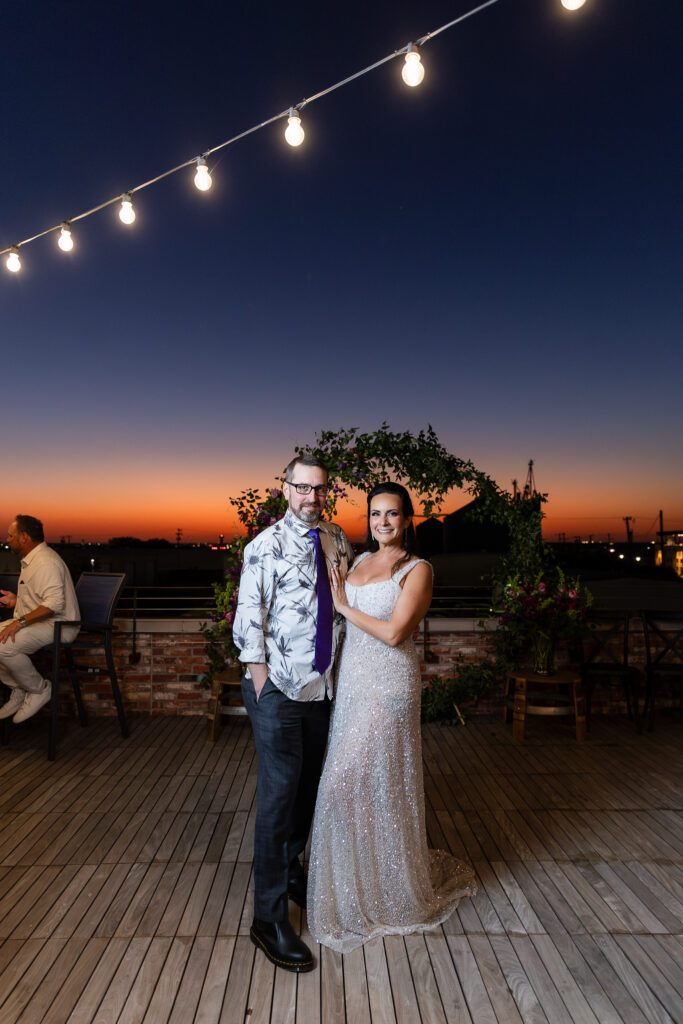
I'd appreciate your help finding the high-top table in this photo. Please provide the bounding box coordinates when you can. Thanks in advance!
[504,667,586,742]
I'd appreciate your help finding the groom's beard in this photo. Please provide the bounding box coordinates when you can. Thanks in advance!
[290,504,322,525]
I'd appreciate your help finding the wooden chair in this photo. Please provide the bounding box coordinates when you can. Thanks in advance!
[48,572,129,760]
[579,609,641,730]
[0,573,20,745]
[640,609,683,731]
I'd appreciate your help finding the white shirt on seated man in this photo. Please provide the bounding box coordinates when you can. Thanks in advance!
[0,516,79,724]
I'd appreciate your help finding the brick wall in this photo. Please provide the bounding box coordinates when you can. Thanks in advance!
[56,618,680,719]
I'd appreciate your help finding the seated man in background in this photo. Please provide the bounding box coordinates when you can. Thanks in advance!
[0,515,79,723]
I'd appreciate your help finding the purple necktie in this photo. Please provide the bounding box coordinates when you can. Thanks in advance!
[308,528,333,674]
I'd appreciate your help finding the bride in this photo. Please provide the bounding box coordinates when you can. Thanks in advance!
[307,482,476,953]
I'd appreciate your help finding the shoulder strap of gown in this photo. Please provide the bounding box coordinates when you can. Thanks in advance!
[392,558,433,584]
[347,550,372,577]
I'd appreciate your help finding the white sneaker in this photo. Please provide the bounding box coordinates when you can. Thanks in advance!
[0,688,26,719]
[13,681,52,723]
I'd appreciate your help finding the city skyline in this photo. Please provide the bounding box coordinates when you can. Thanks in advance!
[3,0,681,545]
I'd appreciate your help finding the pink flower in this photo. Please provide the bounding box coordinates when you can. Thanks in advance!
[538,582,546,592]
[269,517,277,525]
[224,611,235,623]
[568,589,577,599]
[270,488,282,498]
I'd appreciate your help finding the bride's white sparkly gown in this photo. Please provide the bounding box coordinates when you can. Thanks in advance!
[307,555,477,953]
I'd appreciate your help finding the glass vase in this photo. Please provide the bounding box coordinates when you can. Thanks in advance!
[532,633,555,675]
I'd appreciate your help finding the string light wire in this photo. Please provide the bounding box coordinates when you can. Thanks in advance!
[1,0,510,262]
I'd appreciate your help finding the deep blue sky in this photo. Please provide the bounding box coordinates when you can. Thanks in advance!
[2,0,682,541]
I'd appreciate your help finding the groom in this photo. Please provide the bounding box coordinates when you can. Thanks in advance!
[234,454,353,972]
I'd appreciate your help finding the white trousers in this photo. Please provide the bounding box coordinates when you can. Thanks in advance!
[0,621,78,694]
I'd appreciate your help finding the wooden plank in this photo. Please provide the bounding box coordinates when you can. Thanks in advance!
[270,955,298,1024]
[14,936,89,1024]
[444,935,498,1024]
[509,935,574,1024]
[92,935,153,1023]
[295,916,321,1024]
[423,931,473,1024]
[167,936,215,1024]
[217,935,254,1024]
[592,933,676,1024]
[155,863,201,938]
[8,865,81,941]
[193,935,237,1024]
[136,862,185,937]
[613,935,683,1022]
[0,935,66,1024]
[176,862,219,937]
[467,934,526,1024]
[529,934,602,1024]
[114,862,167,938]
[34,935,110,1024]
[320,943,346,1024]
[487,934,550,1024]
[342,944,371,1024]
[196,861,235,937]
[363,936,396,1024]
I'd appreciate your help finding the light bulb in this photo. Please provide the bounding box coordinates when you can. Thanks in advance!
[58,223,74,252]
[194,156,212,191]
[6,247,21,273]
[285,108,304,147]
[119,194,136,224]
[561,0,586,8]
[402,45,424,87]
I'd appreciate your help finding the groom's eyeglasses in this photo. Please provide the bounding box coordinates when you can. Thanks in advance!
[288,483,330,496]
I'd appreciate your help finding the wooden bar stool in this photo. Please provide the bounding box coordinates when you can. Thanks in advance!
[504,667,586,741]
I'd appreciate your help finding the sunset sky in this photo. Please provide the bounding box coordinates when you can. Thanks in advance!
[2,0,681,545]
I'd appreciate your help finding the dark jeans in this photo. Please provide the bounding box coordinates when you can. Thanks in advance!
[242,675,330,921]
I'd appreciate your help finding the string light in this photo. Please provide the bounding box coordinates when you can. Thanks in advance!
[284,108,304,147]
[402,44,425,87]
[2,0,589,275]
[58,223,74,252]
[6,247,21,273]
[119,194,136,224]
[194,156,212,191]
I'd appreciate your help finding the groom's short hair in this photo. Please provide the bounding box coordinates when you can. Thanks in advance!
[284,454,329,481]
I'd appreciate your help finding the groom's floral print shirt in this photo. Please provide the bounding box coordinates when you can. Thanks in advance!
[234,509,354,700]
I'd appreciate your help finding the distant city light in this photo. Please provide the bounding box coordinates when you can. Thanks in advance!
[402,45,425,87]
[619,554,625,559]
[635,556,641,562]
[561,0,586,10]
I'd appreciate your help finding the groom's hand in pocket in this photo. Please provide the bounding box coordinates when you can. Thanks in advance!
[248,663,269,700]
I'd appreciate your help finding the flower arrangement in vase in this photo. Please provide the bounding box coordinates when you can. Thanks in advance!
[496,569,592,674]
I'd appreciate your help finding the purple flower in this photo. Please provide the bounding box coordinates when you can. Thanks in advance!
[270,488,282,498]
[223,611,234,623]
[338,462,345,470]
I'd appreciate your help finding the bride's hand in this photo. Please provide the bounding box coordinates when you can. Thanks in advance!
[330,564,349,614]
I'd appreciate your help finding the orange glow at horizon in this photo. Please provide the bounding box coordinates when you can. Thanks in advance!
[3,453,682,546]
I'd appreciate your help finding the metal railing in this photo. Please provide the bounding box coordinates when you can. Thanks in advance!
[115,584,493,623]
[116,586,216,621]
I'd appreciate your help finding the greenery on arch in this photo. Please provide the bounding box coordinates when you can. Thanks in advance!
[201,423,557,688]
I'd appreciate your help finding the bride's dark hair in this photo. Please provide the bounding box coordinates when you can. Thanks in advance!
[364,482,417,575]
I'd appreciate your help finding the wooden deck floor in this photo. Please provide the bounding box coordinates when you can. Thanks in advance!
[0,711,681,1024]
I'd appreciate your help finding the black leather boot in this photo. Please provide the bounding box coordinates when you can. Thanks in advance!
[250,918,315,972]
[287,874,307,909]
